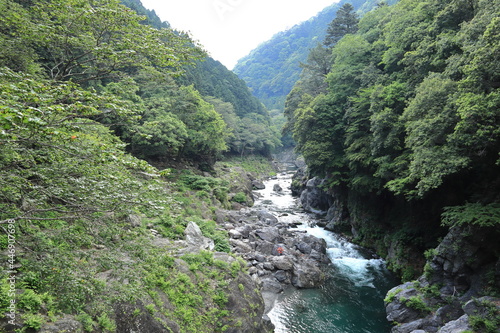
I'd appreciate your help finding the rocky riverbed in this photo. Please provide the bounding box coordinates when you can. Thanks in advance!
[222,207,330,308]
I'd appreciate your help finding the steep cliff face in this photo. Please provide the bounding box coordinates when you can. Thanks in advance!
[384,225,500,332]
[293,172,438,280]
[293,172,500,331]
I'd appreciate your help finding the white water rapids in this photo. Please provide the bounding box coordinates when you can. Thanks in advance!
[253,166,398,333]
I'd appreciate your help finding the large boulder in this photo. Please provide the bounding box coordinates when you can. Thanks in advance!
[252,180,266,190]
[385,283,424,324]
[299,177,332,213]
[184,221,215,251]
[255,227,281,243]
[257,210,279,225]
[39,317,83,333]
[385,225,500,333]
[291,259,325,288]
[437,315,471,333]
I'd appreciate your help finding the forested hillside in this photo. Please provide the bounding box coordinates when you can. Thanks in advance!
[0,0,276,331]
[286,0,500,310]
[233,0,399,111]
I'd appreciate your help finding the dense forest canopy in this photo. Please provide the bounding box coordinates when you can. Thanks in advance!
[285,0,500,227]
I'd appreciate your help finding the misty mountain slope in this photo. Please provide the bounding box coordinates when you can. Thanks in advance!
[233,0,400,110]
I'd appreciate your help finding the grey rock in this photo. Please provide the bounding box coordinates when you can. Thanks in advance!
[385,283,421,323]
[271,256,294,271]
[291,259,324,288]
[437,315,472,333]
[256,241,276,256]
[252,180,266,190]
[299,177,331,213]
[261,278,284,293]
[435,300,464,325]
[463,296,500,317]
[274,270,290,283]
[235,225,252,238]
[273,184,283,192]
[126,214,142,228]
[255,254,267,262]
[229,229,242,239]
[390,319,424,333]
[296,242,312,254]
[39,317,83,333]
[255,227,280,242]
[263,262,275,270]
[114,302,178,333]
[184,221,215,251]
[257,210,279,225]
[230,239,253,253]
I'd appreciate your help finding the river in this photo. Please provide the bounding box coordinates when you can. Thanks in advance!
[253,166,399,333]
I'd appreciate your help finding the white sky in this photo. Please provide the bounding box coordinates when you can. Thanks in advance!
[140,0,339,70]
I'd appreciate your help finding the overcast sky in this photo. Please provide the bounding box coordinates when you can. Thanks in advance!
[140,0,339,70]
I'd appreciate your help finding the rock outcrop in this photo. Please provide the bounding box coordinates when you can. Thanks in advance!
[299,177,332,213]
[385,225,500,332]
[223,208,329,294]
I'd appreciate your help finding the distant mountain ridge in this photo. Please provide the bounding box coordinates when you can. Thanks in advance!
[233,0,400,110]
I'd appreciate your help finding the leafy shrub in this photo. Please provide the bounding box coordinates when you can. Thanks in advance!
[403,296,431,314]
[196,219,230,253]
[97,312,116,332]
[21,313,45,330]
[18,289,43,312]
[232,192,247,204]
[384,288,402,303]
[442,203,500,227]
[76,312,95,332]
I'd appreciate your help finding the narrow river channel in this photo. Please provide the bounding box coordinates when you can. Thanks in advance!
[253,166,399,333]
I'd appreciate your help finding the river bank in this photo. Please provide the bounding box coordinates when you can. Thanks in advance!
[221,162,400,332]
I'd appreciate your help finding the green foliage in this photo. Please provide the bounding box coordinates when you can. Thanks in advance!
[285,0,500,202]
[25,0,203,83]
[0,68,168,221]
[324,3,359,47]
[21,313,45,331]
[441,203,500,228]
[384,288,403,303]
[196,219,230,253]
[402,295,432,314]
[232,192,248,204]
[234,0,399,111]
[97,312,116,332]
[424,248,438,260]
[76,312,96,332]
[179,57,268,118]
[0,0,273,331]
[18,289,44,312]
[469,312,500,333]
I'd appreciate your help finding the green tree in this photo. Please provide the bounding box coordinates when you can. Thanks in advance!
[0,68,162,220]
[298,43,332,95]
[0,0,40,73]
[28,0,203,83]
[173,86,229,162]
[324,3,360,48]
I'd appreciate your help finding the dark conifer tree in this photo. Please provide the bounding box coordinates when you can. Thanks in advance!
[324,3,359,48]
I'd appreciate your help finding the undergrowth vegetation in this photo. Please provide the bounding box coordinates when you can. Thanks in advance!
[0,154,274,331]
